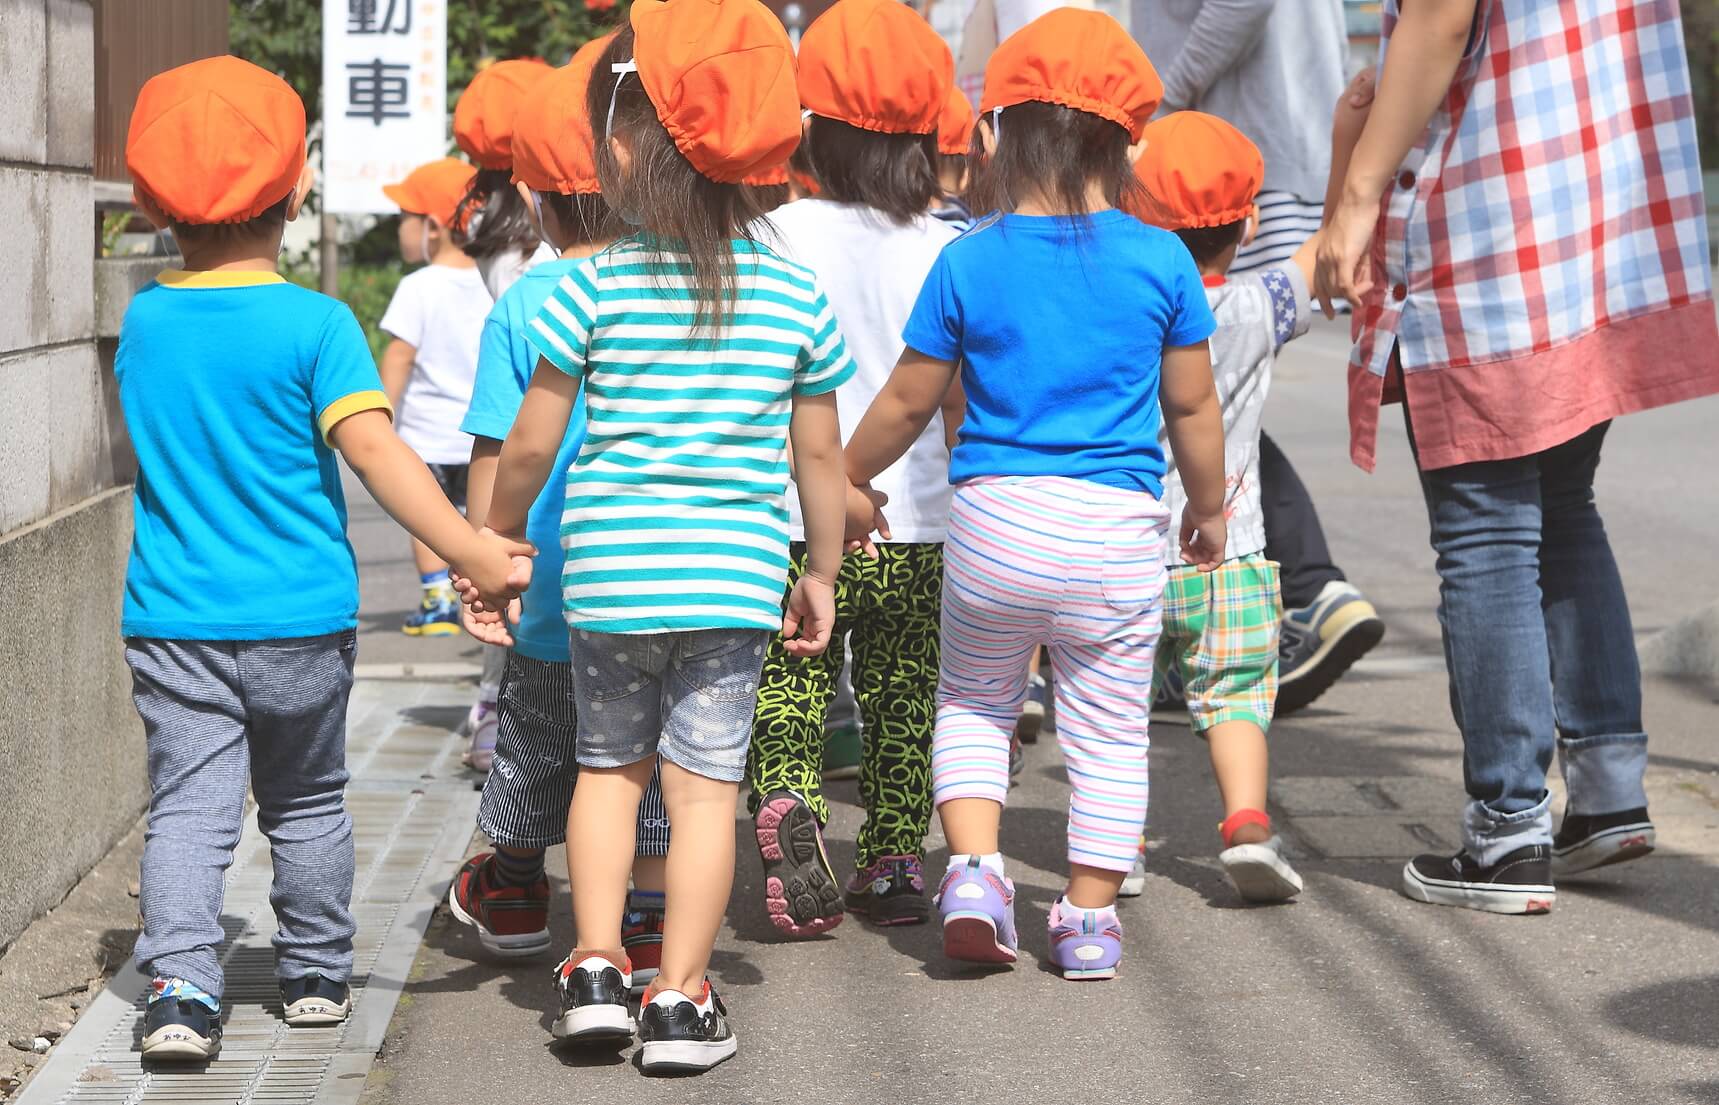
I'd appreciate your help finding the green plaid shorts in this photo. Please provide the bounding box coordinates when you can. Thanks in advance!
[1154,554,1281,734]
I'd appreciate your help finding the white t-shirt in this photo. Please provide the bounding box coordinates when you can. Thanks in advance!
[478,241,559,302]
[1160,262,1311,561]
[379,263,490,465]
[761,199,961,543]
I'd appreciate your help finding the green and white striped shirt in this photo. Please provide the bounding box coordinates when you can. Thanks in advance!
[526,236,854,634]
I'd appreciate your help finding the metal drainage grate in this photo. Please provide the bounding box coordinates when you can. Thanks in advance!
[17,681,480,1105]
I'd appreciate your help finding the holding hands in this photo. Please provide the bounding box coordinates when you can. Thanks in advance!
[448,527,535,640]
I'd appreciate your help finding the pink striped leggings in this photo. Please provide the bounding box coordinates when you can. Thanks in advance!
[934,477,1168,873]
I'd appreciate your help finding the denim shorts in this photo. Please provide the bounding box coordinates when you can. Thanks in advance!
[570,628,770,783]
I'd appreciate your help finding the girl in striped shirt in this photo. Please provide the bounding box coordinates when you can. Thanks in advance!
[475,0,852,1075]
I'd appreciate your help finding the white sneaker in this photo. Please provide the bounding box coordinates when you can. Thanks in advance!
[1220,836,1304,903]
[1117,845,1147,898]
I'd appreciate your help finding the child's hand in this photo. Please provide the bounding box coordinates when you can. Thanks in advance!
[1343,66,1377,111]
[1180,510,1228,573]
[843,483,891,560]
[461,598,519,647]
[782,573,836,658]
[450,528,535,612]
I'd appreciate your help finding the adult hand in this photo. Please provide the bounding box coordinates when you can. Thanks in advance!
[1313,196,1380,319]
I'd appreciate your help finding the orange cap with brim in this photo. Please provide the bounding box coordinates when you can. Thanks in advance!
[383,158,479,229]
[980,9,1161,141]
[798,0,952,136]
[126,55,307,225]
[454,58,555,170]
[743,162,791,186]
[629,0,801,184]
[937,85,975,156]
[1128,111,1263,230]
[512,36,614,195]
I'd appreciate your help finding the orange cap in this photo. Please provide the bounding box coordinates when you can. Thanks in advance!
[797,0,952,136]
[126,55,307,225]
[512,37,614,195]
[980,9,1162,141]
[744,162,790,186]
[628,0,800,184]
[454,58,555,170]
[936,85,975,156]
[383,158,479,229]
[1129,111,1263,230]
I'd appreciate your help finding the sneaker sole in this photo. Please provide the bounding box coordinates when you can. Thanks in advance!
[756,796,844,938]
[1116,875,1146,899]
[1278,610,1385,716]
[401,622,463,637]
[553,1006,634,1043]
[942,912,1018,964]
[445,880,551,960]
[1220,844,1304,903]
[283,997,351,1027]
[1399,862,1555,915]
[639,1036,738,1073]
[845,891,931,927]
[627,965,659,996]
[1552,825,1655,877]
[140,1027,219,1061]
[1015,704,1044,745]
[1058,963,1118,981]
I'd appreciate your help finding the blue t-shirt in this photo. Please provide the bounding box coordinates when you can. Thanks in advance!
[901,210,1216,498]
[117,270,391,639]
[461,258,587,662]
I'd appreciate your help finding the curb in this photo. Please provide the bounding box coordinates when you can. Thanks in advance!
[355,661,482,682]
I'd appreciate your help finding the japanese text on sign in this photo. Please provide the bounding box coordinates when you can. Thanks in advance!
[322,0,446,214]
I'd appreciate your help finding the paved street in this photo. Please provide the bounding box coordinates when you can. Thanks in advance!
[348,317,1719,1105]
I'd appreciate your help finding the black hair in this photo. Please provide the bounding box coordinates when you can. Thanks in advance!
[589,28,769,335]
[538,190,626,248]
[169,194,292,251]
[968,101,1142,219]
[801,116,939,223]
[1174,219,1249,268]
[788,141,819,196]
[455,167,540,261]
[745,182,792,213]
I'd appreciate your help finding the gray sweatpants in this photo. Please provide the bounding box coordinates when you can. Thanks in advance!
[127,632,358,1000]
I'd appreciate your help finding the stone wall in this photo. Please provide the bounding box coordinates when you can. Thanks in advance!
[0,0,146,950]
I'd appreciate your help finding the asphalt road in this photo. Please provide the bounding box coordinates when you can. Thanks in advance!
[350,316,1719,1105]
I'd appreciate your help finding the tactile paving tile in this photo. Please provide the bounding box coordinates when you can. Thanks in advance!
[18,682,480,1105]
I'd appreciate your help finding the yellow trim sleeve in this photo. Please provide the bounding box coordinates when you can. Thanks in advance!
[318,391,394,445]
[156,269,288,289]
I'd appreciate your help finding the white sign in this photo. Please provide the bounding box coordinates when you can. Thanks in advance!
[322,0,448,214]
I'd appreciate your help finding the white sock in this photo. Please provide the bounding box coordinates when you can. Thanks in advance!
[949,852,1005,877]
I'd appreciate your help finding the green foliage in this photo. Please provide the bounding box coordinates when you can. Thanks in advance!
[285,261,406,361]
[1686,1,1718,170]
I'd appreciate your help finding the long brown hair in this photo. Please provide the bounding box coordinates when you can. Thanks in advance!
[968,101,1143,220]
[588,29,771,335]
[801,116,940,224]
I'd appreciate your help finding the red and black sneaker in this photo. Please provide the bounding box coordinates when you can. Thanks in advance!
[446,852,551,959]
[621,893,665,994]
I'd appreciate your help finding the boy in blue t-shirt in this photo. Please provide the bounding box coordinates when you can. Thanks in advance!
[118,57,528,1062]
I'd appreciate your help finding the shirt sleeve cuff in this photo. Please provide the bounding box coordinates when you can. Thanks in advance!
[318,390,392,444]
[460,411,514,441]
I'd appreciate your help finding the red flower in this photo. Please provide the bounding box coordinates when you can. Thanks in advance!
[585,0,616,10]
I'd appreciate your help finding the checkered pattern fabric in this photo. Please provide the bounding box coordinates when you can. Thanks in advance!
[1154,556,1281,734]
[1348,0,1719,472]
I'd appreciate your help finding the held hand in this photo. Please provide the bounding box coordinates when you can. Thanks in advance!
[781,574,837,658]
[451,528,535,612]
[1345,66,1377,110]
[1312,199,1379,319]
[1180,510,1228,573]
[843,483,891,561]
[461,597,520,647]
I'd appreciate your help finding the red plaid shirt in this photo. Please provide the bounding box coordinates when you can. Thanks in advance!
[1349,0,1719,471]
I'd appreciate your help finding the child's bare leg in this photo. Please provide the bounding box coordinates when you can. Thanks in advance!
[939,796,1002,856]
[411,537,447,575]
[1066,863,1125,909]
[655,761,737,994]
[566,759,652,957]
[1205,719,1271,844]
[631,854,667,893]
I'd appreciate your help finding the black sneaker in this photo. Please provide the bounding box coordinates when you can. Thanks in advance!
[551,953,634,1043]
[1278,582,1385,715]
[280,972,351,1026]
[1400,845,1555,914]
[843,855,931,926]
[1553,807,1654,877]
[141,987,222,1061]
[638,982,737,1073]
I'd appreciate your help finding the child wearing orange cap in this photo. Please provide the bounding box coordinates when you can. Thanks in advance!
[1115,110,1319,905]
[472,0,852,1072]
[930,83,975,226]
[453,57,560,301]
[117,56,528,1060]
[844,9,1227,981]
[443,36,674,997]
[743,0,961,940]
[377,157,492,639]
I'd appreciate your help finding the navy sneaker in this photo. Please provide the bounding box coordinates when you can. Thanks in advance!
[281,972,351,1027]
[403,584,462,637]
[1277,581,1384,715]
[638,982,737,1073]
[142,979,222,1061]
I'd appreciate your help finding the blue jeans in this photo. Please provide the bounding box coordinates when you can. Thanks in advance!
[1410,418,1648,866]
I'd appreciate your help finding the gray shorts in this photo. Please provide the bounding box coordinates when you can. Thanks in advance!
[571,628,769,783]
